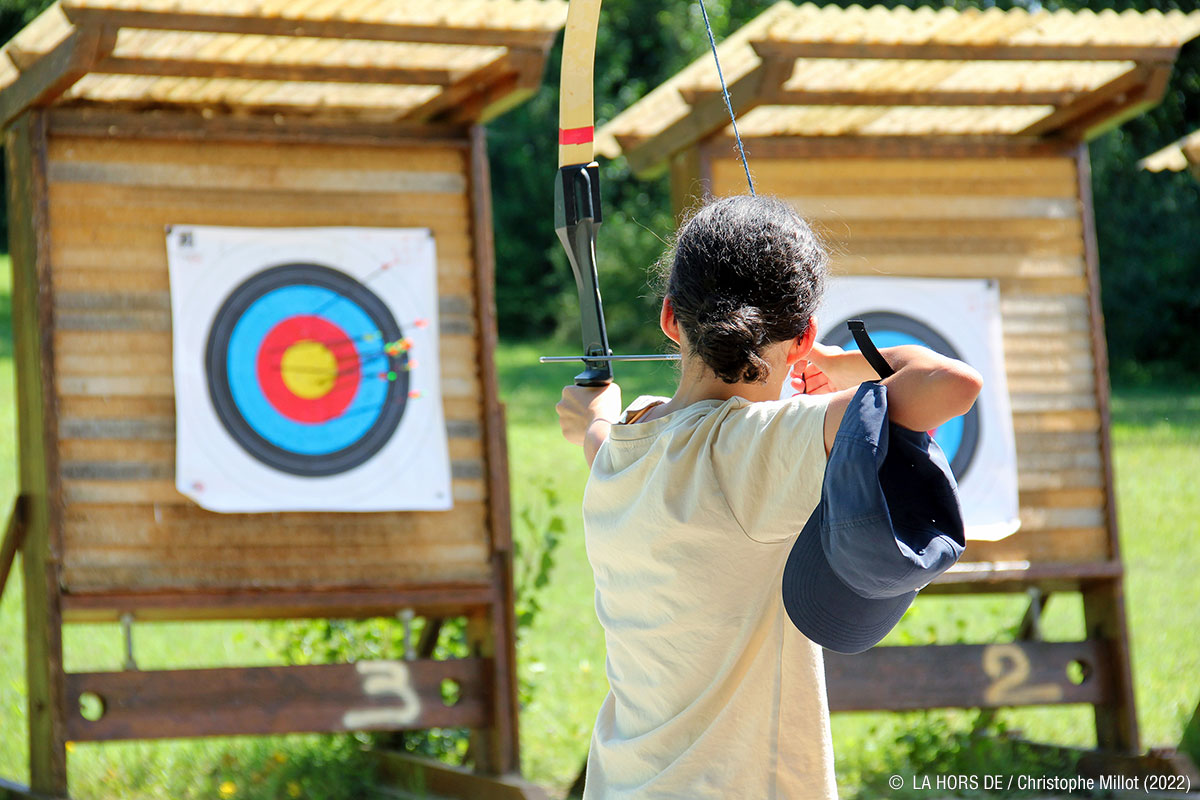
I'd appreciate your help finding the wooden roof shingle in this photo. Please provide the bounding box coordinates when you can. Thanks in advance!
[597,1,1200,174]
[0,0,567,128]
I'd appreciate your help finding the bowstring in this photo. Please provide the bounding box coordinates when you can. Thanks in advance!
[697,0,755,196]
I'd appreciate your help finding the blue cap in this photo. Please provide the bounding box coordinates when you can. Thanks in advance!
[782,382,966,654]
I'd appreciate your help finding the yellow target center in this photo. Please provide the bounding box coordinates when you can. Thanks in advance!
[280,340,338,399]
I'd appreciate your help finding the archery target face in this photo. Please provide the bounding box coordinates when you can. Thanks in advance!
[168,226,452,513]
[789,277,1020,542]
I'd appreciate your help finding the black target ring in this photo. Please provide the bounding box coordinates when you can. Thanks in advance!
[205,263,409,477]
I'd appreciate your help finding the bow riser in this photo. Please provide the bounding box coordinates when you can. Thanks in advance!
[555,163,613,386]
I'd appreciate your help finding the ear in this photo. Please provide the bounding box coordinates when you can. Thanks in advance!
[660,296,681,345]
[785,316,818,367]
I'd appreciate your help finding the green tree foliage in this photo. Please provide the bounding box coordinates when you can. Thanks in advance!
[488,0,1200,376]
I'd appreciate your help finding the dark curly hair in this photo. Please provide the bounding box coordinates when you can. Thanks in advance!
[657,195,827,384]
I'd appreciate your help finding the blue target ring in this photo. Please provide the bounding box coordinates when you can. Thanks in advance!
[825,312,979,481]
[206,263,409,477]
[227,285,385,455]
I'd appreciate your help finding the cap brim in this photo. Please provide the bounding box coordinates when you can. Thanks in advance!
[782,510,916,655]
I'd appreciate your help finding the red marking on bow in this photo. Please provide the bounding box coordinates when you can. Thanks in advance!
[559,126,594,146]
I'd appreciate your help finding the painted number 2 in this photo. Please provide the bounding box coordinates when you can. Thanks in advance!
[341,661,423,730]
[981,643,1063,706]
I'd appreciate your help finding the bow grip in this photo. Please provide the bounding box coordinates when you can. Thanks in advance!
[555,163,613,387]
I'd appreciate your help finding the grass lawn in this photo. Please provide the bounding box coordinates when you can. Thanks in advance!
[1,304,1198,797]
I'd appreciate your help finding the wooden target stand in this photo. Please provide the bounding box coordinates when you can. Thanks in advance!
[0,5,575,797]
[687,136,1140,752]
[0,107,547,800]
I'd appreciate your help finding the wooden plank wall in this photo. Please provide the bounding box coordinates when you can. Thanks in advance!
[709,153,1109,567]
[44,132,493,593]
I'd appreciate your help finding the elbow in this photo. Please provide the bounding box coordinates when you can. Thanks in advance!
[947,363,984,418]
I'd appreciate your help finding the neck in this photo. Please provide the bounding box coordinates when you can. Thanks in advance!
[658,353,789,415]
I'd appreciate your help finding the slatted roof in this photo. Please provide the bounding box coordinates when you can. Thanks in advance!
[1140,129,1200,175]
[597,1,1200,174]
[0,0,567,128]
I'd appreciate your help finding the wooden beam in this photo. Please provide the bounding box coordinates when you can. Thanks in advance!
[924,559,1123,595]
[6,110,68,797]
[0,496,26,602]
[1069,64,1175,142]
[624,58,791,177]
[59,582,496,623]
[93,55,458,86]
[404,49,542,124]
[46,107,467,149]
[684,86,1083,108]
[64,659,490,741]
[0,25,116,129]
[374,751,549,800]
[1019,64,1157,139]
[824,640,1112,712]
[60,4,557,50]
[697,134,1073,161]
[751,38,1181,63]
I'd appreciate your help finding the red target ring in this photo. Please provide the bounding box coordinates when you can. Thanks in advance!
[255,315,360,423]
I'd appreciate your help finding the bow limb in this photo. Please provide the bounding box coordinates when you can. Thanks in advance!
[555,0,612,387]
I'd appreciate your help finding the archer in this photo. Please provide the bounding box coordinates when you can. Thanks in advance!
[555,194,981,797]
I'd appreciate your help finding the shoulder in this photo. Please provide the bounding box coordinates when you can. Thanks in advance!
[618,395,672,424]
[730,393,832,430]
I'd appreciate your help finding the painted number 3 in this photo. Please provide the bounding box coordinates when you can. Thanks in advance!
[981,643,1064,706]
[341,661,423,730]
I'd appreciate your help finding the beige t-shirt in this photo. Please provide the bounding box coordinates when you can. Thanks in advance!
[582,393,837,800]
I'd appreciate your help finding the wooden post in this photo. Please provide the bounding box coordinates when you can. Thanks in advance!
[5,110,69,796]
[468,124,520,775]
[1076,142,1140,754]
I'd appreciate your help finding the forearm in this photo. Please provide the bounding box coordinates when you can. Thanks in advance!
[818,345,982,432]
[583,419,612,468]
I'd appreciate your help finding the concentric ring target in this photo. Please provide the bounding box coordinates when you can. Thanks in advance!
[824,311,980,481]
[206,263,408,477]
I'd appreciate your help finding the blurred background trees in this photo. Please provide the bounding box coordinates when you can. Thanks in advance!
[2,0,1197,379]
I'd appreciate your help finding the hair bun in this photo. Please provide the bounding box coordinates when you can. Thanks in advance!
[693,305,771,384]
[659,194,828,385]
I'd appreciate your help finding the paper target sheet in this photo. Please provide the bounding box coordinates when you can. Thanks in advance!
[167,226,452,513]
[790,276,1020,541]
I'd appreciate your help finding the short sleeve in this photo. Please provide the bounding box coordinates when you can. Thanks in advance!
[711,395,830,545]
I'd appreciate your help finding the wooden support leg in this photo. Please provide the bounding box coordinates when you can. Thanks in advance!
[23,557,67,796]
[7,111,68,798]
[0,498,26,602]
[465,595,518,776]
[1082,578,1139,753]
[417,617,446,659]
[1015,588,1049,642]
